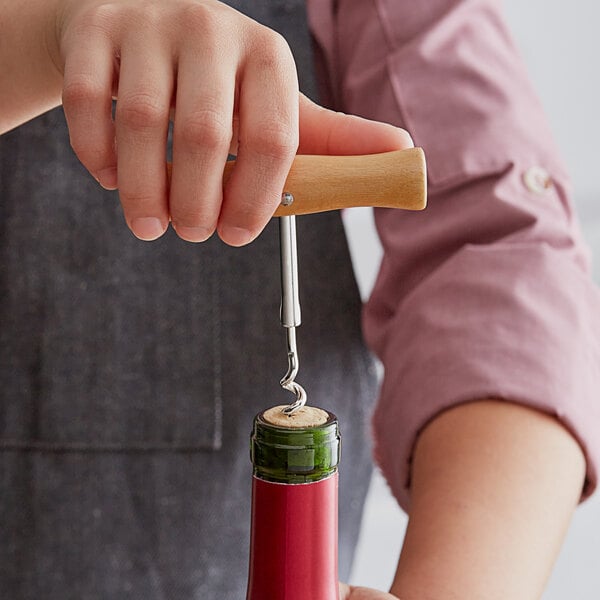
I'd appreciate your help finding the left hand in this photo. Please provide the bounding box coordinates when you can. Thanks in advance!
[340,582,399,599]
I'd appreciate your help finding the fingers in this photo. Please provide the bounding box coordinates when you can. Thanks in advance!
[61,7,172,241]
[62,27,117,190]
[170,44,235,242]
[298,93,413,155]
[114,37,173,241]
[60,3,411,247]
[218,30,299,246]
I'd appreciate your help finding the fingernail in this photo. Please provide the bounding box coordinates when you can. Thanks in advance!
[220,226,254,247]
[131,217,165,241]
[172,224,212,243]
[97,167,118,190]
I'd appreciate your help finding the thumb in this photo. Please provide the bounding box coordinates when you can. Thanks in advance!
[298,93,413,156]
[339,582,400,599]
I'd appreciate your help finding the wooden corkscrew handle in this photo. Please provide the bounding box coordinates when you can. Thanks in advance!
[166,147,427,215]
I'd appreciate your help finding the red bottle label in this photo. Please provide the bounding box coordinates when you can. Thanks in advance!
[246,473,339,600]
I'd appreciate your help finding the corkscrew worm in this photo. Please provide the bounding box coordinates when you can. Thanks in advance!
[278,202,307,415]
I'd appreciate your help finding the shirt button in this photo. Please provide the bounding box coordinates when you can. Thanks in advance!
[523,166,553,195]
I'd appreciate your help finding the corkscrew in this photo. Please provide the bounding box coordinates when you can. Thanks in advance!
[167,148,426,415]
[278,209,306,415]
[271,147,427,415]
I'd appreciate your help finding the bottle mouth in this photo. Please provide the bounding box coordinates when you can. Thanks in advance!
[250,407,341,484]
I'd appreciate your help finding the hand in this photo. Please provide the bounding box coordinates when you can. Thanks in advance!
[48,0,412,244]
[340,582,399,599]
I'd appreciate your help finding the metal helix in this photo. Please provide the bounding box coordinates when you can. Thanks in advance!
[280,327,307,415]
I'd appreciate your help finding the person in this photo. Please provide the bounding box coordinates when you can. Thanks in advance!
[1,0,598,598]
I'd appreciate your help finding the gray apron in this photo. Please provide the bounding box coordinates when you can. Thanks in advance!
[0,1,378,598]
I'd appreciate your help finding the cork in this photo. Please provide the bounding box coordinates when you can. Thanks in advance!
[262,405,329,429]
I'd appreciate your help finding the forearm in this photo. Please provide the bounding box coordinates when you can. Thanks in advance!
[390,400,586,600]
[0,0,63,133]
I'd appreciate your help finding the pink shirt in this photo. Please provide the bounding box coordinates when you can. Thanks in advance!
[308,0,600,510]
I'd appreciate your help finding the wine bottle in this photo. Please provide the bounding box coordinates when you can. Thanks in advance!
[246,405,341,600]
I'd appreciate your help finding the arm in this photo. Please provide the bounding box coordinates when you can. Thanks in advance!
[0,0,63,133]
[391,400,585,599]
[339,400,585,600]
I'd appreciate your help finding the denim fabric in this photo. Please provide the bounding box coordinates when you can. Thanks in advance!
[0,1,377,598]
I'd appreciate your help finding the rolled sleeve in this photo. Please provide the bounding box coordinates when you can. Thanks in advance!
[309,0,600,511]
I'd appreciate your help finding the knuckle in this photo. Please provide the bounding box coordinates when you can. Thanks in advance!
[62,77,104,109]
[118,190,157,210]
[224,195,276,232]
[249,123,298,160]
[83,2,120,26]
[179,3,222,37]
[250,28,298,86]
[117,93,167,131]
[70,3,121,38]
[252,28,294,69]
[134,4,163,28]
[173,208,216,229]
[75,3,161,35]
[69,138,106,167]
[179,109,231,151]
[171,205,219,236]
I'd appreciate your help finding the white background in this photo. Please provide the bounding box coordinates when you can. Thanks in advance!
[345,0,600,596]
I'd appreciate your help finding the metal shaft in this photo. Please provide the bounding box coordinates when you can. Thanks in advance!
[279,215,301,328]
[279,215,307,414]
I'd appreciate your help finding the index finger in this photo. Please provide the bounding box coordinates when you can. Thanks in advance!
[217,30,299,246]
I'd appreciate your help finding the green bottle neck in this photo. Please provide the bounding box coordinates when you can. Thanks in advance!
[250,408,341,484]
